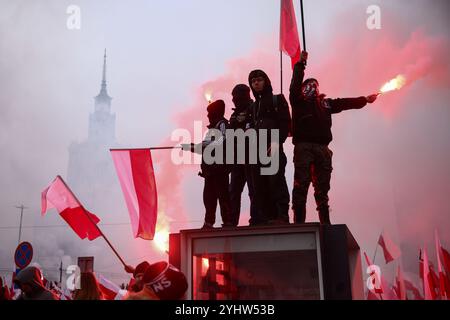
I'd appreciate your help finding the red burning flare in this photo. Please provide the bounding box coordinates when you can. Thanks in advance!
[379,75,406,95]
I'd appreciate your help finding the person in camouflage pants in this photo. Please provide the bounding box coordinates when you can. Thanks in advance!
[289,51,378,225]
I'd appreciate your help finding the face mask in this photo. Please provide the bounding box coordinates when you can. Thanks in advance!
[302,81,319,99]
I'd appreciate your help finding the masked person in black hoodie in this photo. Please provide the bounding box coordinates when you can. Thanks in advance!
[228,84,257,226]
[247,70,292,226]
[182,100,233,229]
[290,51,378,225]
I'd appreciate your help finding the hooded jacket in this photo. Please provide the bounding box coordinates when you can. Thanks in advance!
[248,70,291,144]
[14,266,58,300]
[289,62,368,145]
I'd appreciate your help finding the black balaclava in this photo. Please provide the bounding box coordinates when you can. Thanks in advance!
[248,69,273,99]
[231,84,252,110]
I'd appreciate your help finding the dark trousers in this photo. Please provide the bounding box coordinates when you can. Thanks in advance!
[229,164,256,226]
[203,173,232,226]
[292,142,333,223]
[267,150,290,222]
[250,148,290,225]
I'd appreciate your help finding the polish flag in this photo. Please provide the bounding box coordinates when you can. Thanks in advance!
[435,231,449,299]
[378,231,401,264]
[395,266,407,300]
[97,274,127,300]
[404,279,423,300]
[280,0,301,68]
[41,176,101,241]
[422,248,435,300]
[111,149,158,240]
[364,252,399,300]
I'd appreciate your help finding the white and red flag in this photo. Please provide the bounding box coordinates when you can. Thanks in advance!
[435,231,449,299]
[404,278,423,300]
[98,274,127,300]
[41,176,101,241]
[394,266,407,300]
[280,0,301,68]
[111,149,158,240]
[421,248,435,300]
[363,251,398,300]
[378,231,401,264]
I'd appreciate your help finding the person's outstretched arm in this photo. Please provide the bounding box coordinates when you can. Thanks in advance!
[328,94,378,114]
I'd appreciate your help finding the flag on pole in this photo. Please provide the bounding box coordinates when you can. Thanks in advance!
[111,149,158,240]
[395,266,407,300]
[280,0,301,68]
[421,248,435,300]
[98,274,127,300]
[440,246,450,277]
[404,278,423,300]
[363,252,398,300]
[41,176,101,241]
[377,231,401,264]
[435,231,449,299]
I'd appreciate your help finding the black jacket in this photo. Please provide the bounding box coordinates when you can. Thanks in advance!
[248,70,291,144]
[199,118,230,176]
[229,100,253,131]
[289,62,368,145]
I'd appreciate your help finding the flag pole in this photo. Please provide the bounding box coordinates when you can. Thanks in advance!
[300,0,307,51]
[56,175,128,268]
[373,242,379,264]
[110,146,182,151]
[280,51,283,94]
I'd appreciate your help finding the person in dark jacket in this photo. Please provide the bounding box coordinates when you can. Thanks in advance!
[247,69,292,225]
[13,266,58,300]
[182,100,233,229]
[289,51,378,225]
[228,84,257,226]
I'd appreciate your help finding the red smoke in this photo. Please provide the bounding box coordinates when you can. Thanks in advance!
[153,11,450,286]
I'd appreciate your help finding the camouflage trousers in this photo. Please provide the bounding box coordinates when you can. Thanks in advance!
[292,142,333,223]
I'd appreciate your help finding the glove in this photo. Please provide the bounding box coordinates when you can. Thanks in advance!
[181,143,195,152]
[300,51,308,65]
[366,94,378,104]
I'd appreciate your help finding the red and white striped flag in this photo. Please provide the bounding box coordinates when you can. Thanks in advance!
[98,274,127,300]
[41,176,101,241]
[404,278,423,300]
[378,231,401,264]
[111,149,158,240]
[364,252,398,300]
[280,0,301,68]
[421,248,434,300]
[395,266,407,300]
[435,231,449,299]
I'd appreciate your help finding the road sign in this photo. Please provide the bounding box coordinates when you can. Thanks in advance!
[14,241,33,269]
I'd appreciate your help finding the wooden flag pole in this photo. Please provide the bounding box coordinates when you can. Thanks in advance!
[56,175,128,268]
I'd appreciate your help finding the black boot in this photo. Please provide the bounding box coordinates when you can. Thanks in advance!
[318,208,331,225]
[294,207,306,224]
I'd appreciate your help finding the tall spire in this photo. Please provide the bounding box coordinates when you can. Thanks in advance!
[95,48,112,105]
[102,48,107,88]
